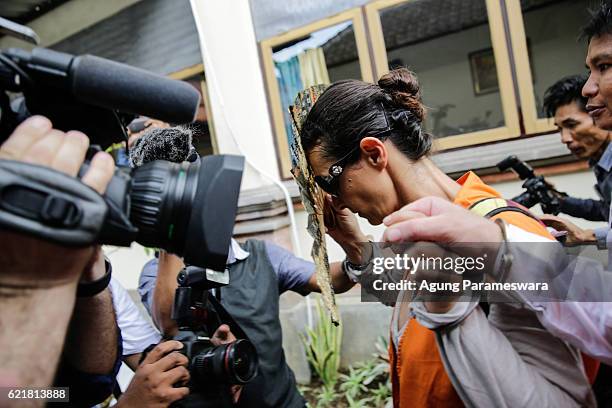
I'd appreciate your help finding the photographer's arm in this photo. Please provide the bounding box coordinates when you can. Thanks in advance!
[152,251,183,336]
[63,249,119,375]
[558,196,608,222]
[0,117,114,389]
[305,262,355,294]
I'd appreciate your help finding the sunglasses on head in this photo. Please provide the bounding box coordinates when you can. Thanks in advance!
[314,107,392,197]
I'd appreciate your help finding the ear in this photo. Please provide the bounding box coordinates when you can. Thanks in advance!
[359,137,388,170]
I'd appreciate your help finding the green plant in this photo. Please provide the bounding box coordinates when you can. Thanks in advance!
[373,335,390,364]
[315,384,338,408]
[345,392,373,408]
[370,381,392,407]
[339,366,369,400]
[300,299,343,389]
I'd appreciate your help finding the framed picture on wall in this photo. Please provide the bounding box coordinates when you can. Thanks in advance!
[469,48,499,96]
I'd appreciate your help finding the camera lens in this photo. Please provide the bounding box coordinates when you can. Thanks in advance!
[192,339,258,385]
[98,155,244,271]
[99,154,244,271]
[129,159,197,255]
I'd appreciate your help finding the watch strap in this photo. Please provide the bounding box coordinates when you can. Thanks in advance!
[77,258,112,297]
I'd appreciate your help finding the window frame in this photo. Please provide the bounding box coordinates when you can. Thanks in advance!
[504,0,560,135]
[169,64,219,154]
[260,8,374,179]
[364,0,521,150]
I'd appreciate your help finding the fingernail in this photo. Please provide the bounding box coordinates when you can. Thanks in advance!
[29,116,51,130]
[95,151,114,165]
[386,229,401,242]
[382,216,391,225]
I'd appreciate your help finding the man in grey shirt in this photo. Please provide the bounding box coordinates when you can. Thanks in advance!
[138,238,356,408]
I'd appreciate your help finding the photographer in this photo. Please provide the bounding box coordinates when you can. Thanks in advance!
[0,116,114,394]
[133,125,362,408]
[539,74,612,246]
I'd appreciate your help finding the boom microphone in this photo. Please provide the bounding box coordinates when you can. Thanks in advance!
[70,54,200,124]
[0,47,201,147]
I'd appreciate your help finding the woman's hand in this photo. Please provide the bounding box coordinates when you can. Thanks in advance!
[323,195,369,264]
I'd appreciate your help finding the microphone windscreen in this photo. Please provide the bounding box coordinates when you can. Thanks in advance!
[130,126,196,168]
[70,55,200,124]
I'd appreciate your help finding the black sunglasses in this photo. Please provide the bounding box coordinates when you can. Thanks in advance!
[314,107,392,197]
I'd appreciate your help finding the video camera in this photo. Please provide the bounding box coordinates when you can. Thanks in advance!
[496,155,564,215]
[0,17,242,270]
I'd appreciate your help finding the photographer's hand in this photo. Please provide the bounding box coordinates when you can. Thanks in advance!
[210,325,243,404]
[117,341,190,408]
[0,116,114,392]
[539,214,596,246]
[0,116,115,287]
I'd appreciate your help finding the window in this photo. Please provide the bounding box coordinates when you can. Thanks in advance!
[260,8,373,178]
[506,0,591,134]
[365,0,520,150]
[169,65,218,155]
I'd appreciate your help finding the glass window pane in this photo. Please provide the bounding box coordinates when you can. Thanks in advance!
[272,22,362,150]
[378,0,505,138]
[522,0,591,119]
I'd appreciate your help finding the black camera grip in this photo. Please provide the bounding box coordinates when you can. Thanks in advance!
[0,159,108,246]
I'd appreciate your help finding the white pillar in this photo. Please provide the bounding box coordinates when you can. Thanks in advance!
[190,0,280,190]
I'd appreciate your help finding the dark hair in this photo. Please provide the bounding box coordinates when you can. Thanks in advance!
[581,1,612,42]
[542,75,588,118]
[300,68,432,166]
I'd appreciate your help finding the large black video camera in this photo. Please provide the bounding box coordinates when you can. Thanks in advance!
[171,266,258,407]
[0,18,243,269]
[497,155,565,215]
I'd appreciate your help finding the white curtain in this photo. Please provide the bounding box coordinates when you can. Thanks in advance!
[298,48,330,87]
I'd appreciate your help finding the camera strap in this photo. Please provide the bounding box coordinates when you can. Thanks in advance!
[0,159,108,246]
[469,197,543,224]
[208,294,252,343]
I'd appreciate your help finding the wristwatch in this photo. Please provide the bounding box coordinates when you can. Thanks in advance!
[342,241,374,282]
[77,257,112,298]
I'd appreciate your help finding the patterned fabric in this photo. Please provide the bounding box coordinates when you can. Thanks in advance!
[288,85,340,324]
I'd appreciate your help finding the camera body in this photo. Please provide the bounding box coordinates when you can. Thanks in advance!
[171,266,259,407]
[497,155,563,215]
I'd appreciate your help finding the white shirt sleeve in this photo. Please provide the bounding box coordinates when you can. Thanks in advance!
[504,224,612,365]
[109,278,162,357]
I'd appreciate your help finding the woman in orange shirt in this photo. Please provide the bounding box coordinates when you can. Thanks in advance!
[299,68,594,407]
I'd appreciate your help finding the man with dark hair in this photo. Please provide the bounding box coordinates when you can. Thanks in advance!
[583,1,612,132]
[539,75,612,248]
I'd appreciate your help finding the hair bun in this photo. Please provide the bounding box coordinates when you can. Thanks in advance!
[378,68,425,123]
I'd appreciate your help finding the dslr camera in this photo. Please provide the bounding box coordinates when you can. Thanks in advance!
[497,155,565,215]
[171,266,258,407]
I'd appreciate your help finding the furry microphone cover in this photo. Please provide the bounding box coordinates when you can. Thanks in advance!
[129,126,197,167]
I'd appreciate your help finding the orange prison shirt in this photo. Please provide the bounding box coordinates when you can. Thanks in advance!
[389,171,598,408]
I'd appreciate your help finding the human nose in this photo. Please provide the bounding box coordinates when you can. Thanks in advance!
[583,72,598,98]
[560,128,573,144]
